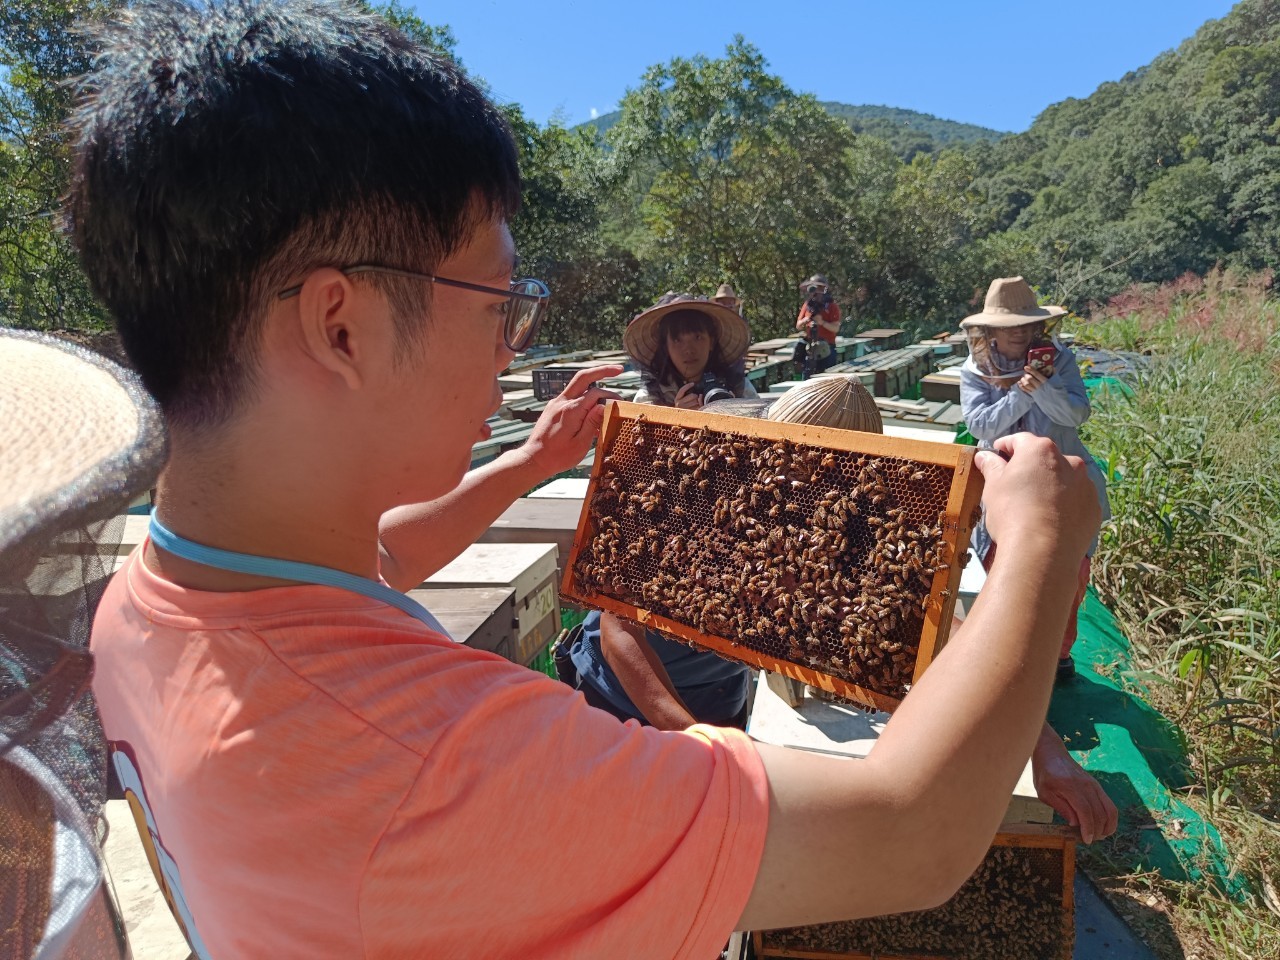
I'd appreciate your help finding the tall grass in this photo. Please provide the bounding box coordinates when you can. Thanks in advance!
[1069,269,1280,956]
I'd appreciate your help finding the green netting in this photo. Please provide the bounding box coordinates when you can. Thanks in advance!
[561,607,587,632]
[1048,588,1244,895]
[1083,375,1136,399]
[528,646,557,679]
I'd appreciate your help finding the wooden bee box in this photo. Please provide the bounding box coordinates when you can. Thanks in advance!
[753,825,1077,960]
[561,401,983,713]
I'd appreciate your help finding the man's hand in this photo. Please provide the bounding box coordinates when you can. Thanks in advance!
[1033,730,1118,843]
[1018,366,1048,394]
[974,433,1100,561]
[674,382,705,410]
[519,365,622,475]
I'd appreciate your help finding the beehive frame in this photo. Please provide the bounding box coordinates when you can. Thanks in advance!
[752,825,1077,960]
[561,402,984,713]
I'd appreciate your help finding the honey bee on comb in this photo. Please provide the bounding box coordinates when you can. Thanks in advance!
[565,396,984,712]
[757,830,1075,960]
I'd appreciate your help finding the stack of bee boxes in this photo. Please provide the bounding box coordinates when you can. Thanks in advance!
[421,542,559,667]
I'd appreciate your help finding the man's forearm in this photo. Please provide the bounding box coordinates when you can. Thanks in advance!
[743,538,1082,929]
[378,449,545,590]
[600,616,697,730]
[866,539,1080,874]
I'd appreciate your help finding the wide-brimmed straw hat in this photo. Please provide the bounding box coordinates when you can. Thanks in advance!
[799,274,829,293]
[960,276,1066,330]
[713,283,739,302]
[1,329,167,580]
[623,295,750,370]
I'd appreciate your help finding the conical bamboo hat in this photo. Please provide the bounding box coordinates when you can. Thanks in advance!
[766,375,883,434]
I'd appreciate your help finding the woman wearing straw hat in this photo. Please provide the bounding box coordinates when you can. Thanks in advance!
[623,293,758,408]
[959,277,1112,682]
[713,283,752,381]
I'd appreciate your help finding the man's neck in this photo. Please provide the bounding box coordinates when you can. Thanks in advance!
[146,425,386,592]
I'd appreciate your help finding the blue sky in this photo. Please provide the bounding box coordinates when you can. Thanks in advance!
[409,0,1238,132]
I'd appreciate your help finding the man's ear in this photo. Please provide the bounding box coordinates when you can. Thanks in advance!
[290,268,368,390]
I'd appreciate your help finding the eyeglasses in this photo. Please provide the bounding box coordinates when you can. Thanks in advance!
[278,264,550,353]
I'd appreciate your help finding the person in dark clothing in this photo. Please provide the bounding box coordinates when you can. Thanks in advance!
[557,611,752,730]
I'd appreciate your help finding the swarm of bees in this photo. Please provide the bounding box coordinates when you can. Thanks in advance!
[760,843,1071,960]
[572,419,959,699]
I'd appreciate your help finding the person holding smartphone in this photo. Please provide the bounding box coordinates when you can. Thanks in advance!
[959,277,1112,681]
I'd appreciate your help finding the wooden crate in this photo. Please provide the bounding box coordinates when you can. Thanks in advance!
[856,328,906,352]
[753,824,1077,960]
[840,347,934,398]
[477,497,584,579]
[528,478,589,500]
[422,543,559,666]
[876,398,963,434]
[920,370,962,404]
[407,586,516,658]
[561,402,983,713]
[513,603,559,666]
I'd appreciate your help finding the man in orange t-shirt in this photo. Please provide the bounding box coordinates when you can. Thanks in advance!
[76,3,1102,958]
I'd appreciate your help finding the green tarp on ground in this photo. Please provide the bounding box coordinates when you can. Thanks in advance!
[1047,588,1244,895]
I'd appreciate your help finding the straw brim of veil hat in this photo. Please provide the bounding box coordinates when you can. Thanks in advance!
[623,296,750,370]
[704,375,884,434]
[1,329,165,960]
[0,329,167,581]
[960,276,1067,331]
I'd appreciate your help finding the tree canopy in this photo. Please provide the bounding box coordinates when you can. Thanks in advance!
[3,0,1277,347]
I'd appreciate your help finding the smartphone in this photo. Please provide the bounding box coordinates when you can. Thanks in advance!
[1026,345,1055,376]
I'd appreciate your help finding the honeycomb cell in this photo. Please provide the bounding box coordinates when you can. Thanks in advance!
[759,840,1073,960]
[568,409,977,706]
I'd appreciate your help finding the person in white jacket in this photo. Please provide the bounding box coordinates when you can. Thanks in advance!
[959,277,1112,681]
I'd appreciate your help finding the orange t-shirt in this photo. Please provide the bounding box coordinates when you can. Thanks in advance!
[91,549,769,959]
[798,302,841,345]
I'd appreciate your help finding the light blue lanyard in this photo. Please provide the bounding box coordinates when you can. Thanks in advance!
[148,515,450,638]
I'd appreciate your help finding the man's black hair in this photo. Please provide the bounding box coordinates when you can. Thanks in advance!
[66,0,521,428]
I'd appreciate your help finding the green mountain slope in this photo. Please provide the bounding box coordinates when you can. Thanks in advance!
[965,0,1280,301]
[579,102,1006,160]
[818,102,1006,159]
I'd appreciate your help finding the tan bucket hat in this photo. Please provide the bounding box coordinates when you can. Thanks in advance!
[799,274,829,293]
[713,283,739,302]
[960,276,1066,330]
[623,295,750,370]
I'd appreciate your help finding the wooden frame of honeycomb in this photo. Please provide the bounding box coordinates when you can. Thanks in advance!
[561,401,984,713]
[752,824,1078,960]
